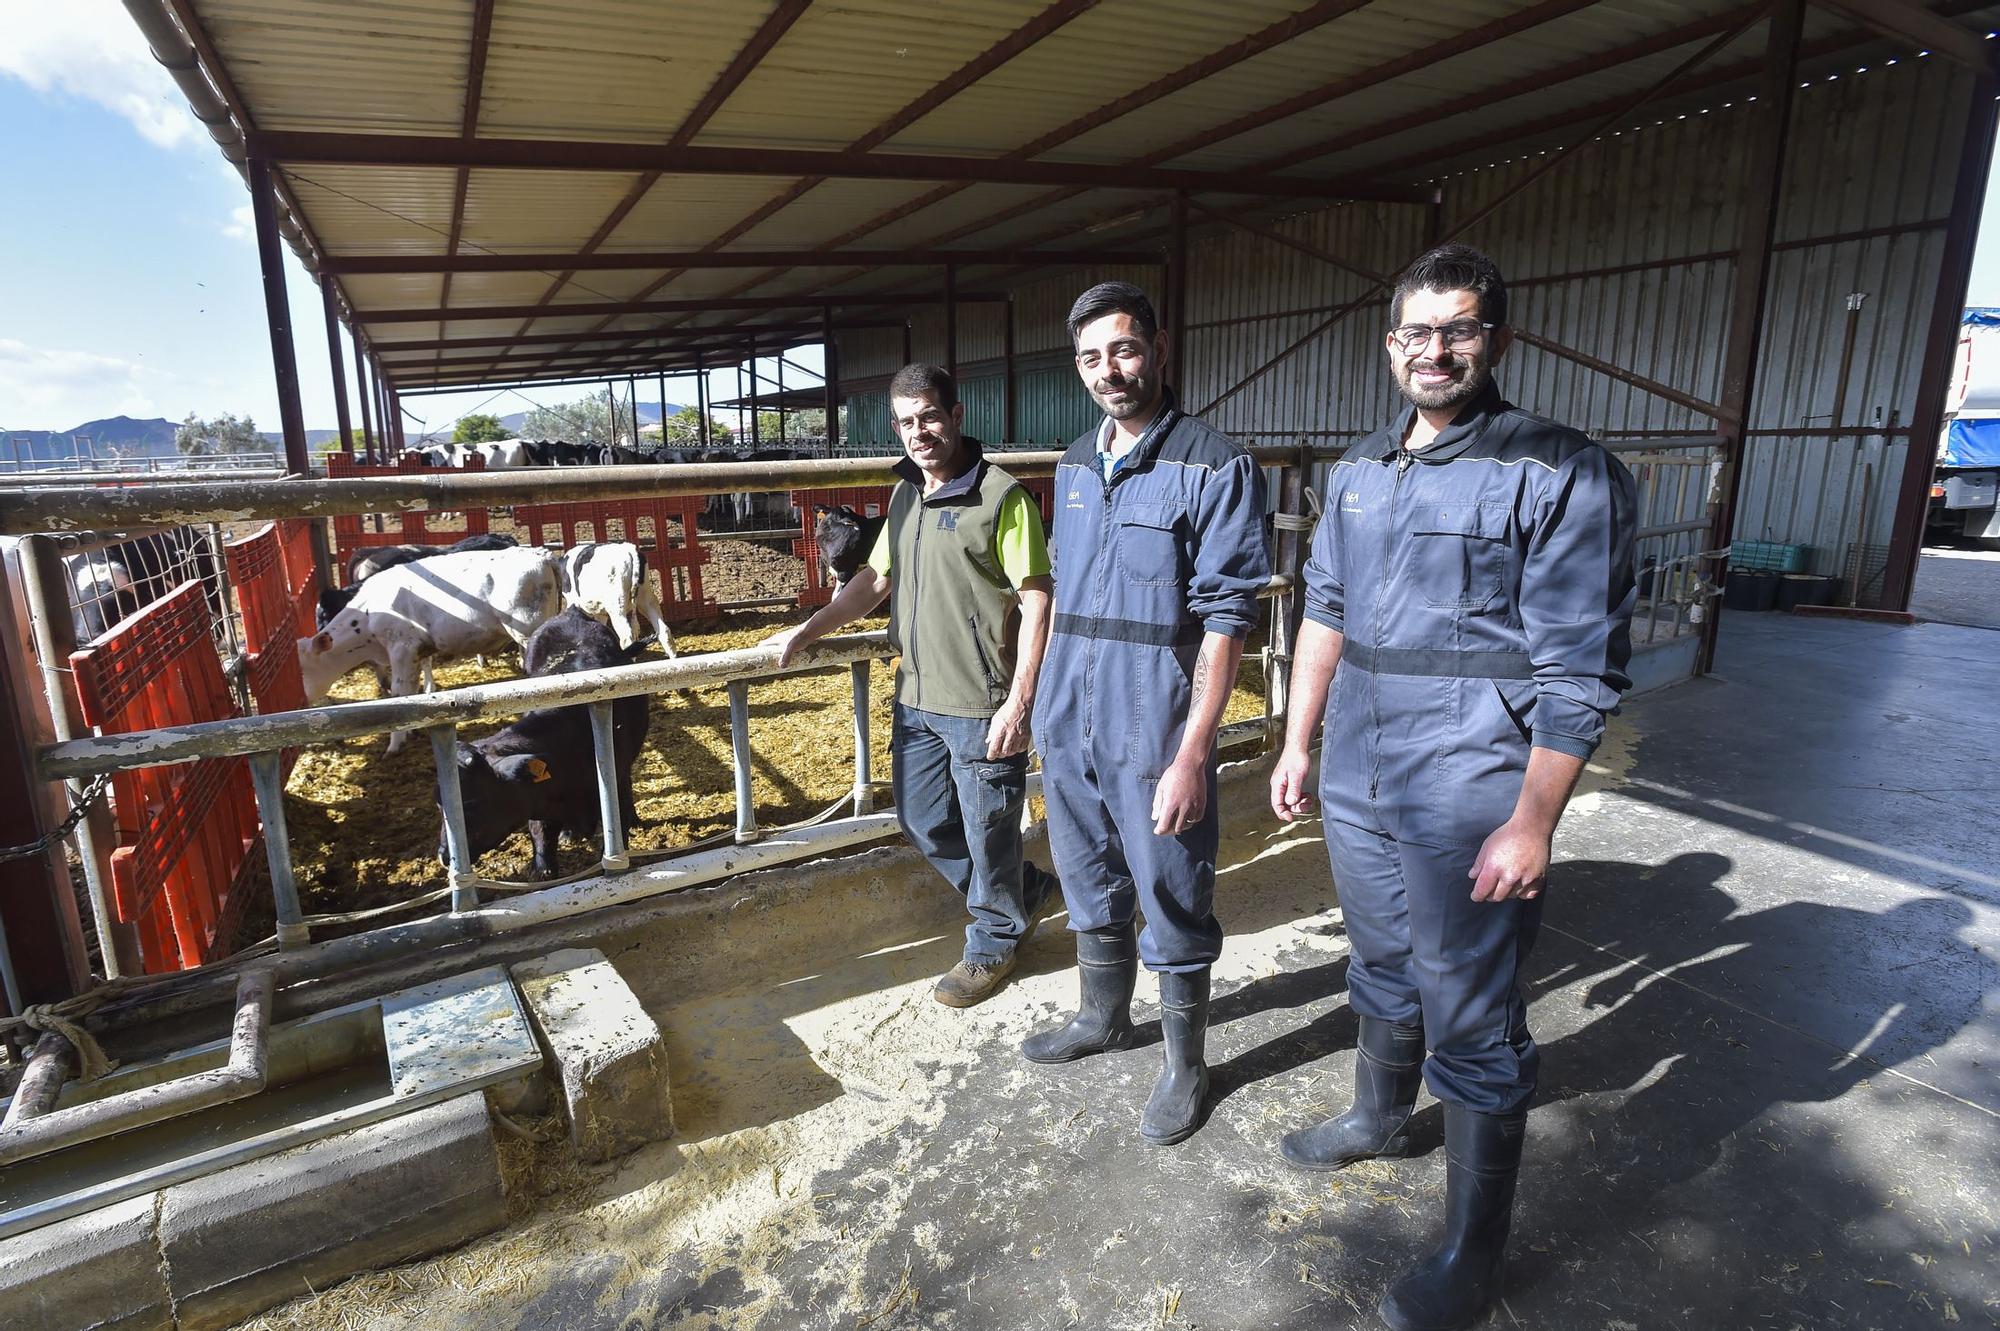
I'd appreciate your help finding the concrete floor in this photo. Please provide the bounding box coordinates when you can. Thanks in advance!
[255,613,2000,1331]
[1911,545,2000,629]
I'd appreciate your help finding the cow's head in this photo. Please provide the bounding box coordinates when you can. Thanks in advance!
[439,748,555,869]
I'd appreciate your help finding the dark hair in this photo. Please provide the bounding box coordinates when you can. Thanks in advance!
[1067,281,1158,347]
[1391,244,1508,328]
[887,362,957,411]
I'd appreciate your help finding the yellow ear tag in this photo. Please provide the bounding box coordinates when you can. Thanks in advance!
[527,758,553,783]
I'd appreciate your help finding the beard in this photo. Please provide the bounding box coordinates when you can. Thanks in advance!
[1393,352,1490,412]
[1090,371,1158,421]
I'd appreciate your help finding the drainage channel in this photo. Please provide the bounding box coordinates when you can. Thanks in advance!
[0,966,540,1241]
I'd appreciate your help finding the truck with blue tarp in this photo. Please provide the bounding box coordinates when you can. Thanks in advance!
[1934,307,2000,541]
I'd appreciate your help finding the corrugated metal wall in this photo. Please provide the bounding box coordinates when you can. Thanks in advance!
[834,60,1973,578]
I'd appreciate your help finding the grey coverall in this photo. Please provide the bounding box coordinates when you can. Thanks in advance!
[1304,382,1636,1114]
[1033,393,1271,973]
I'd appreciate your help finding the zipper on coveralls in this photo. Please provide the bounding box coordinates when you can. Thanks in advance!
[1370,448,1414,802]
[910,495,924,709]
[1083,459,1111,743]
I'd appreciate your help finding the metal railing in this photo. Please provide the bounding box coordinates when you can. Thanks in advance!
[1604,436,1726,647]
[0,451,284,480]
[0,448,1313,1000]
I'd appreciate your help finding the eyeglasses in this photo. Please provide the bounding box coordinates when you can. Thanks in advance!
[1389,320,1494,354]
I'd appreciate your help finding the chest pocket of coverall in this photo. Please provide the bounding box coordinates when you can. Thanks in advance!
[1116,502,1183,587]
[1409,501,1511,613]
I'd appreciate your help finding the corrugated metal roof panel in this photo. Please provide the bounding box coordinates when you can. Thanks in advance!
[876,0,1308,156]
[604,175,809,250]
[198,0,472,135]
[456,168,646,252]
[477,0,779,143]
[285,165,455,255]
[728,178,951,248]
[693,0,1058,151]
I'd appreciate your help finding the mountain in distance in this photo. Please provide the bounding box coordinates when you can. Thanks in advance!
[2,415,179,463]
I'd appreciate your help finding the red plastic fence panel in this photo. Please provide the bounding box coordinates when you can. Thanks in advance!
[223,525,307,779]
[512,497,716,624]
[278,518,318,640]
[790,486,895,607]
[326,452,488,583]
[68,582,257,974]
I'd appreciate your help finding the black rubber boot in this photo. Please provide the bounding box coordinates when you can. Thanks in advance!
[1140,968,1211,1146]
[1378,1106,1527,1331]
[1278,1017,1424,1170]
[1020,925,1138,1064]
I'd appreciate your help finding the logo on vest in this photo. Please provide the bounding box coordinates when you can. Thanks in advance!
[1341,490,1363,514]
[936,509,959,531]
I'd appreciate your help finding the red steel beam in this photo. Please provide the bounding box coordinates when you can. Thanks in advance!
[323,246,1161,274]
[435,0,497,376]
[677,1,1380,317]
[507,0,1160,375]
[249,131,1432,204]
[1701,0,1805,673]
[371,318,906,355]
[363,292,1005,325]
[1812,0,1995,70]
[493,0,816,345]
[1882,71,1998,609]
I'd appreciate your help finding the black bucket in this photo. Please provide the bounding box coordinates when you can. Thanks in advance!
[1724,569,1779,611]
[1777,574,1836,611]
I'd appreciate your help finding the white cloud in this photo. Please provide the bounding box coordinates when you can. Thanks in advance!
[222,203,254,241]
[0,0,201,150]
[0,338,176,430]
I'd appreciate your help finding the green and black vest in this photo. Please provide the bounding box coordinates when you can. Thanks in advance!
[885,441,1029,718]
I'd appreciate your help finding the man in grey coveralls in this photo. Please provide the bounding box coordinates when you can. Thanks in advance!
[1271,245,1637,1331]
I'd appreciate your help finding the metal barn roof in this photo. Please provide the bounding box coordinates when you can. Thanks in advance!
[130,0,2000,393]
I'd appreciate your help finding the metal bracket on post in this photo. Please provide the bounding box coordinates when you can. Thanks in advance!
[587,701,629,873]
[850,660,874,815]
[727,680,757,844]
[427,725,480,913]
[246,751,309,950]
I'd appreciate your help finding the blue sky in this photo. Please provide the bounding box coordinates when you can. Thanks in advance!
[4,1,2000,437]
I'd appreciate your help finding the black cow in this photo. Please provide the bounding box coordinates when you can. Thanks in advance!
[65,527,224,642]
[814,505,887,588]
[439,607,651,879]
[318,533,520,628]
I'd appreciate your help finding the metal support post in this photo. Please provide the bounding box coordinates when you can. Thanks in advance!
[944,263,958,378]
[728,680,756,843]
[1883,73,1999,611]
[588,702,629,872]
[247,158,311,477]
[824,308,841,456]
[1268,449,1311,737]
[353,326,376,458]
[1168,191,1188,392]
[322,282,354,455]
[850,660,873,814]
[1003,298,1018,443]
[428,725,479,913]
[1698,0,1803,675]
[246,751,308,949]
[19,536,134,978]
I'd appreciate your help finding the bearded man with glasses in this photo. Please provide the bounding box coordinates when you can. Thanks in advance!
[1269,244,1637,1331]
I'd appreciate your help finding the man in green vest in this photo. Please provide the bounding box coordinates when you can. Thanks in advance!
[764,363,1058,1006]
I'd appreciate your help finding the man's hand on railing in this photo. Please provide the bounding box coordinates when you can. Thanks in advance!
[760,625,812,669]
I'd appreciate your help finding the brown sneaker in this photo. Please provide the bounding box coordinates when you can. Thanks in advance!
[933,954,1018,1008]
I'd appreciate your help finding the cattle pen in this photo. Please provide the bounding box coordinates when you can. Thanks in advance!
[4,2,1999,1329]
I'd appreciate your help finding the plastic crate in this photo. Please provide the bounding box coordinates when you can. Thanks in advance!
[1729,540,1810,574]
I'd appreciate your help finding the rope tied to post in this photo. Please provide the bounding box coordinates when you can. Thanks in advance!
[13,998,121,1083]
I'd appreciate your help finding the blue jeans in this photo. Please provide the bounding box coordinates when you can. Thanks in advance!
[892,703,1057,966]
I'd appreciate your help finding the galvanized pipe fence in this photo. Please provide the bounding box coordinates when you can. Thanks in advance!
[0,449,1304,1005]
[0,437,1714,1018]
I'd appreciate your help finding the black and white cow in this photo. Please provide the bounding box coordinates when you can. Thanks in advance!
[813,505,888,588]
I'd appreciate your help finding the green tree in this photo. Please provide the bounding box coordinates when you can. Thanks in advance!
[660,404,733,448]
[452,412,508,443]
[517,394,620,445]
[175,412,260,457]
